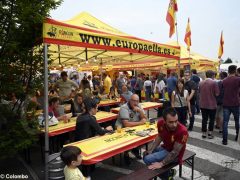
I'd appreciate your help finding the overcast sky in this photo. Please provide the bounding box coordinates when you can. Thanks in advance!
[51,0,240,62]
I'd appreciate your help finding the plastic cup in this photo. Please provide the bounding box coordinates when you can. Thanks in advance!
[63,115,68,123]
[146,121,150,128]
[117,126,122,133]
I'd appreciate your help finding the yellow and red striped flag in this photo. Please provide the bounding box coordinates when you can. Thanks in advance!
[218,31,224,59]
[184,18,191,51]
[166,0,178,38]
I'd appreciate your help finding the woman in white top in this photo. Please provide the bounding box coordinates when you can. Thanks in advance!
[171,79,191,126]
[154,74,165,99]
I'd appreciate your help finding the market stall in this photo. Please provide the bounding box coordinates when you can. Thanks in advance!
[42,12,181,175]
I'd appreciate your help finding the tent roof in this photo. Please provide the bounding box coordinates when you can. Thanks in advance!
[43,12,180,68]
[167,41,218,62]
[62,12,128,36]
[166,41,219,68]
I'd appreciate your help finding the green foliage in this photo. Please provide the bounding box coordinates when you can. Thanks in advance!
[0,0,62,95]
[0,0,62,159]
[0,103,40,159]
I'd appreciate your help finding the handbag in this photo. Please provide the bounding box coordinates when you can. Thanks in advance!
[38,113,59,127]
[176,93,184,107]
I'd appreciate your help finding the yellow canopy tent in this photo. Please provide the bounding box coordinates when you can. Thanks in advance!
[43,12,181,70]
[42,13,182,175]
[165,41,219,72]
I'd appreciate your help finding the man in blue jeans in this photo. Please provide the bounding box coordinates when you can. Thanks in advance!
[143,107,188,179]
[222,65,240,145]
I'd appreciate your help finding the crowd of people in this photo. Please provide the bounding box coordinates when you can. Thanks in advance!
[57,66,240,179]
[1,66,240,180]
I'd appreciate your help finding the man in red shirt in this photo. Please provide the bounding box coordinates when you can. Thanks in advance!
[143,107,188,179]
[48,97,70,122]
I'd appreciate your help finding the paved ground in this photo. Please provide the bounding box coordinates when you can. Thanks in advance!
[0,109,239,180]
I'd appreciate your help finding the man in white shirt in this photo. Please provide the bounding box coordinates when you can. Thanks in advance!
[55,71,79,115]
[87,75,94,90]
[55,71,79,102]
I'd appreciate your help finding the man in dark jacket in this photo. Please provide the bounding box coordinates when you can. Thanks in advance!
[184,71,197,131]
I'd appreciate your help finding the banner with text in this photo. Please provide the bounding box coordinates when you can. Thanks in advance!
[43,19,180,59]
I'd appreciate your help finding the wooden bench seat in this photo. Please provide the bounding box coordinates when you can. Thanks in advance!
[117,149,196,180]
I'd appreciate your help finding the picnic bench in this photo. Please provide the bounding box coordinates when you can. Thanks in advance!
[117,149,196,180]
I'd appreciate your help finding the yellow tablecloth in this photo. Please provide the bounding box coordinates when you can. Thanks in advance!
[65,124,158,165]
[111,102,162,114]
[98,98,121,107]
[41,111,117,137]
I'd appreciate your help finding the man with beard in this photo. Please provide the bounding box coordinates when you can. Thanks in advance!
[143,107,188,180]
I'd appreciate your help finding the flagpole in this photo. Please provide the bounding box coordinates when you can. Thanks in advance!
[218,58,221,73]
[175,12,180,77]
[188,48,191,70]
[175,18,179,44]
[218,31,224,73]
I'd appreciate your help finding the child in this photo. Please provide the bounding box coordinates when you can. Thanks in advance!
[60,146,86,180]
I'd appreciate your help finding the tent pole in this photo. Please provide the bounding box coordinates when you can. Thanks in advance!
[100,58,103,84]
[58,45,61,65]
[85,48,88,62]
[44,43,49,180]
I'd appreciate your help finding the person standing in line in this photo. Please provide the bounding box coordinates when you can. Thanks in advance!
[71,74,80,86]
[55,71,79,114]
[215,71,228,133]
[130,76,137,93]
[92,75,100,90]
[171,79,191,126]
[191,69,201,114]
[116,73,126,95]
[87,75,94,91]
[144,77,153,102]
[55,71,79,100]
[134,74,144,102]
[154,74,166,99]
[199,70,220,139]
[102,73,112,94]
[237,67,240,77]
[184,71,198,131]
[222,65,240,145]
[166,72,177,103]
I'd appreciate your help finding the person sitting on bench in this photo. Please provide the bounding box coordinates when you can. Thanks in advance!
[143,107,189,179]
[115,94,147,164]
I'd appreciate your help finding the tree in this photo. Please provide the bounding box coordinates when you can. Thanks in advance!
[0,0,62,159]
[223,57,233,64]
